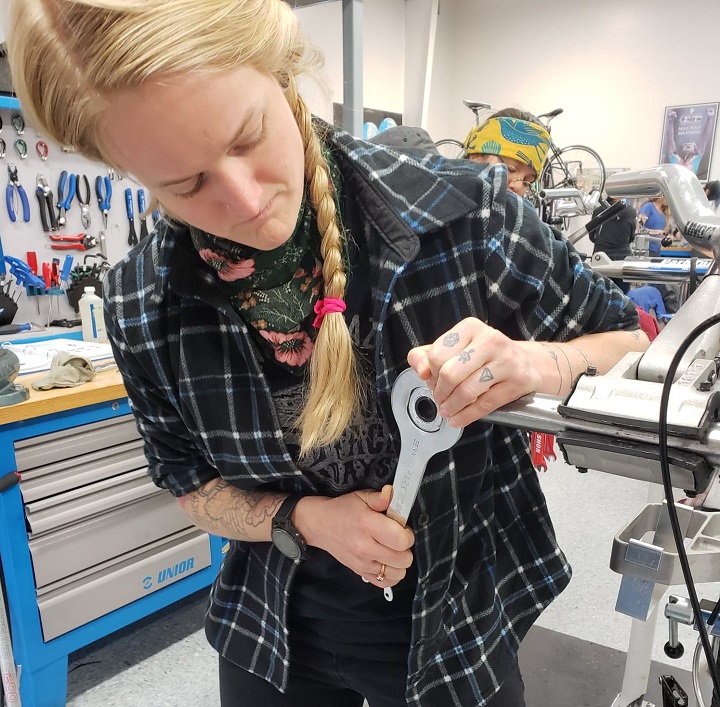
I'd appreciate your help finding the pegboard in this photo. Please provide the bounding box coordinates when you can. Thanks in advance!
[0,105,149,327]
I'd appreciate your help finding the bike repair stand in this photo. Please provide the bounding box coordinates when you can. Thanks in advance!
[557,274,720,707]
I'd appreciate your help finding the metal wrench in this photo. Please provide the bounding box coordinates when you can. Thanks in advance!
[382,368,463,600]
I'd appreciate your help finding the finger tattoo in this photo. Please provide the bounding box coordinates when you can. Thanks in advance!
[443,332,460,347]
[457,348,474,364]
[479,367,494,383]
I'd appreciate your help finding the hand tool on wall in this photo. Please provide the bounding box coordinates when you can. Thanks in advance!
[0,238,18,327]
[75,174,92,230]
[10,113,24,135]
[4,255,44,291]
[35,140,49,161]
[0,139,6,159]
[59,254,74,288]
[5,165,30,224]
[97,230,107,259]
[125,187,138,246]
[56,170,77,228]
[49,233,98,251]
[35,174,58,232]
[137,188,150,240]
[19,251,42,314]
[43,258,63,326]
[95,174,112,228]
[13,139,27,161]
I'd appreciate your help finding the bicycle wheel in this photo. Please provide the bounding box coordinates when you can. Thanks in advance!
[541,145,606,197]
[434,138,466,160]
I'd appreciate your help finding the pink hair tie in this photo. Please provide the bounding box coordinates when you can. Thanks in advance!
[312,297,346,328]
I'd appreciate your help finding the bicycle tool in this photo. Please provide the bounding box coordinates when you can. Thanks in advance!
[125,187,138,245]
[6,163,30,223]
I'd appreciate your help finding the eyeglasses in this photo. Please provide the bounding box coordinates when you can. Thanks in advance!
[505,166,537,190]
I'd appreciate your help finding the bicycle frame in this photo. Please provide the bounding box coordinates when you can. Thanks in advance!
[484,164,720,706]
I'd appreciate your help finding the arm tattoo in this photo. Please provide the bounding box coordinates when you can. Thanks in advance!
[188,479,285,541]
[557,346,574,385]
[457,348,474,364]
[630,330,641,340]
[443,332,460,347]
[567,343,592,370]
[541,343,563,394]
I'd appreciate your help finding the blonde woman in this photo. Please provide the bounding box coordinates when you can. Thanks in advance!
[7,2,648,705]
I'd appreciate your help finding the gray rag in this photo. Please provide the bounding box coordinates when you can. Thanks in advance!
[32,352,97,390]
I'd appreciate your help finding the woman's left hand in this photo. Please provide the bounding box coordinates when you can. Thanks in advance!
[407,317,542,428]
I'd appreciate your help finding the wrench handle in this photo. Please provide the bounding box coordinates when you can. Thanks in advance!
[18,184,29,222]
[386,445,434,527]
[36,190,49,231]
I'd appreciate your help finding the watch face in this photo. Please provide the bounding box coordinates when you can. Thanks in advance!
[272,527,302,560]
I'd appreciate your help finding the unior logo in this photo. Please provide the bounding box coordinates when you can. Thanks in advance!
[157,557,195,585]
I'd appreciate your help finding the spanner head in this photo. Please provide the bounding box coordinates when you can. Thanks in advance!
[391,368,463,447]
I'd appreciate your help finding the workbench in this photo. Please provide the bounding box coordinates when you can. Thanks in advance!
[0,365,225,707]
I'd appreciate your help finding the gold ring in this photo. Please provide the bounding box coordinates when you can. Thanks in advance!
[375,564,386,583]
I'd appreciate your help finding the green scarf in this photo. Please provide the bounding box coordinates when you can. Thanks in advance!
[191,152,347,375]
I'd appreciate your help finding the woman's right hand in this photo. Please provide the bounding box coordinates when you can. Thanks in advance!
[294,486,415,589]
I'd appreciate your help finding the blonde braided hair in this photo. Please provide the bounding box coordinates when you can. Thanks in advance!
[286,78,362,454]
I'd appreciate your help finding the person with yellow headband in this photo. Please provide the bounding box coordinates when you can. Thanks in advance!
[463,108,552,197]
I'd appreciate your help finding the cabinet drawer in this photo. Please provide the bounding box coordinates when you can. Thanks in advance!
[20,440,146,504]
[16,414,145,504]
[25,468,157,536]
[15,415,141,471]
[29,491,192,588]
[37,528,210,641]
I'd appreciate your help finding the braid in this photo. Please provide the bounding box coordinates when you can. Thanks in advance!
[288,81,362,455]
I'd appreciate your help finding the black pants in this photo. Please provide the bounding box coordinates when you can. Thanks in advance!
[219,645,525,707]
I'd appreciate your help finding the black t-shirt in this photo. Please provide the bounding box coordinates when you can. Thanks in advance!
[590,202,637,258]
[263,195,415,660]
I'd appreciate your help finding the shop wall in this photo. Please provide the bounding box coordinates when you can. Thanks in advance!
[431,0,720,179]
[295,0,406,124]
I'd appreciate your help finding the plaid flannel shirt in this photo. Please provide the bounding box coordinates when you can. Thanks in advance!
[104,126,639,706]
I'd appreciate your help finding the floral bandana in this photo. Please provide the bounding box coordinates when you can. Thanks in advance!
[190,152,346,375]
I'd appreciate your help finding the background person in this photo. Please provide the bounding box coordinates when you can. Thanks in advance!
[638,196,671,255]
[7,2,648,706]
[462,108,552,197]
[705,180,720,214]
[588,196,637,294]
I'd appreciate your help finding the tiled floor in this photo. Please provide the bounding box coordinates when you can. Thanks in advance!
[60,456,712,706]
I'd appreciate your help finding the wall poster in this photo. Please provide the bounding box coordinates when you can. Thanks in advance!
[659,102,719,181]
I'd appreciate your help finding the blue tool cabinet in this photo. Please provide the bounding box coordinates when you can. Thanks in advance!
[0,369,224,707]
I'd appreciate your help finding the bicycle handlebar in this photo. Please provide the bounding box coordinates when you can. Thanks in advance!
[482,165,720,494]
[605,164,720,261]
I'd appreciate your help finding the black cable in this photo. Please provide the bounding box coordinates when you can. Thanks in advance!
[708,596,720,627]
[658,311,720,698]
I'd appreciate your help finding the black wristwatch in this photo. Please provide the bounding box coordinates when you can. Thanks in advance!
[271,495,308,560]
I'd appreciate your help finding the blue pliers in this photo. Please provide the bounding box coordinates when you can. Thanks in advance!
[57,170,77,227]
[6,164,30,223]
[95,175,112,229]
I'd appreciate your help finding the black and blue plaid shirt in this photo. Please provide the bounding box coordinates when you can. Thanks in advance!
[104,126,638,706]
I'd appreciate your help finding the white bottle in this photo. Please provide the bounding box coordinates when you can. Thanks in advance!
[79,286,108,342]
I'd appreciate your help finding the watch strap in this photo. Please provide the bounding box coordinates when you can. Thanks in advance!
[274,494,303,526]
